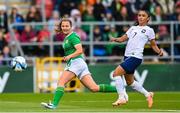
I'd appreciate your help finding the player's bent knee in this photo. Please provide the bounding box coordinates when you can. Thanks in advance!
[113,72,118,77]
[57,82,66,87]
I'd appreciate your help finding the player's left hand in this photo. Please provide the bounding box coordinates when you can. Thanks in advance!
[158,49,163,57]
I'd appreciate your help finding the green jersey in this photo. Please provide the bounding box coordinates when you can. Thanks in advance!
[62,32,83,63]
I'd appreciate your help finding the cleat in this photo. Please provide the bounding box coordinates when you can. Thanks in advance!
[124,92,129,102]
[41,102,56,109]
[112,98,127,106]
[147,92,154,108]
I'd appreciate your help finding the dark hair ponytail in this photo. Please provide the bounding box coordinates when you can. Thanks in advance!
[143,10,151,17]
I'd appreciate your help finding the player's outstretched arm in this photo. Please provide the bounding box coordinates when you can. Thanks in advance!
[110,34,128,43]
[150,39,163,56]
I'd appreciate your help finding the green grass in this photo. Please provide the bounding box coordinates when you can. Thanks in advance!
[0,92,180,112]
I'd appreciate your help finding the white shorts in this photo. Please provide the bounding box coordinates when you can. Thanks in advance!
[64,58,91,80]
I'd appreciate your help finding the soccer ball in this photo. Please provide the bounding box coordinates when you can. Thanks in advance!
[11,56,27,71]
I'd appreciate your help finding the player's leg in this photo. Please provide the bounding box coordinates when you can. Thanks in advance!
[41,71,75,109]
[124,74,154,108]
[112,65,128,106]
[120,76,129,101]
[80,74,117,92]
[80,74,99,92]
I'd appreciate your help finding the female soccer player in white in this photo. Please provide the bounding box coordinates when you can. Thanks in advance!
[41,18,117,109]
[110,10,163,108]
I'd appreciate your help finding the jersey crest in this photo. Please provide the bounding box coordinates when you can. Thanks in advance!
[141,29,146,33]
[65,40,69,44]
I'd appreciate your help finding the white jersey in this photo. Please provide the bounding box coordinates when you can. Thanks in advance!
[125,25,155,59]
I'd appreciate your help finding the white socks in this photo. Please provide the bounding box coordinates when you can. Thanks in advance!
[114,76,127,100]
[130,80,149,97]
[114,76,149,100]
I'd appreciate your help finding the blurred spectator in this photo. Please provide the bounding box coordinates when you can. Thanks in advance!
[174,14,180,56]
[20,25,37,42]
[0,0,179,59]
[102,25,110,41]
[174,14,180,40]
[2,46,11,65]
[0,5,8,33]
[155,25,170,57]
[54,32,65,41]
[37,25,50,42]
[114,6,131,21]
[87,0,96,6]
[108,26,118,39]
[82,5,95,33]
[93,25,102,41]
[93,0,106,21]
[70,9,82,29]
[9,5,24,33]
[106,26,119,55]
[126,0,142,16]
[93,25,106,56]
[20,25,38,56]
[157,0,174,14]
[79,0,87,13]
[26,5,42,22]
[142,0,160,15]
[48,10,60,31]
[169,2,180,20]
[52,0,63,11]
[36,0,53,20]
[151,5,167,21]
[114,6,131,33]
[104,10,114,22]
[5,28,21,43]
[110,0,123,19]
[0,51,3,65]
[37,25,50,56]
[0,30,7,51]
[74,26,87,41]
[102,0,113,9]
[157,25,170,41]
[58,0,80,16]
[26,5,42,31]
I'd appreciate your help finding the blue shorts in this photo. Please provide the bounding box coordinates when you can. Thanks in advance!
[120,56,142,74]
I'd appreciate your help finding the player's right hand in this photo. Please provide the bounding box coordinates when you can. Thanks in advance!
[110,37,117,42]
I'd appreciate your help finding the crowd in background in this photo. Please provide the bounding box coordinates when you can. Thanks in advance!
[0,0,180,64]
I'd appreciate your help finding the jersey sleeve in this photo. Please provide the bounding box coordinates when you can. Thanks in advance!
[70,35,81,46]
[148,28,155,41]
[125,26,133,38]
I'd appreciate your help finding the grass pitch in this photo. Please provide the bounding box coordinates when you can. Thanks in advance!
[0,92,180,112]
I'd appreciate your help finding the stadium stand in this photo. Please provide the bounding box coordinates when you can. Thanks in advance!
[0,0,180,65]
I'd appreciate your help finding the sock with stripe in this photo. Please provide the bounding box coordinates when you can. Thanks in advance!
[52,86,64,107]
[99,84,116,92]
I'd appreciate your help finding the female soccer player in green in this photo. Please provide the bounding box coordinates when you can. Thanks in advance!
[41,18,119,109]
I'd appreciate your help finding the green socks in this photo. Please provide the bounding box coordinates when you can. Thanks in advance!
[99,84,117,92]
[52,85,116,107]
[52,87,64,106]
